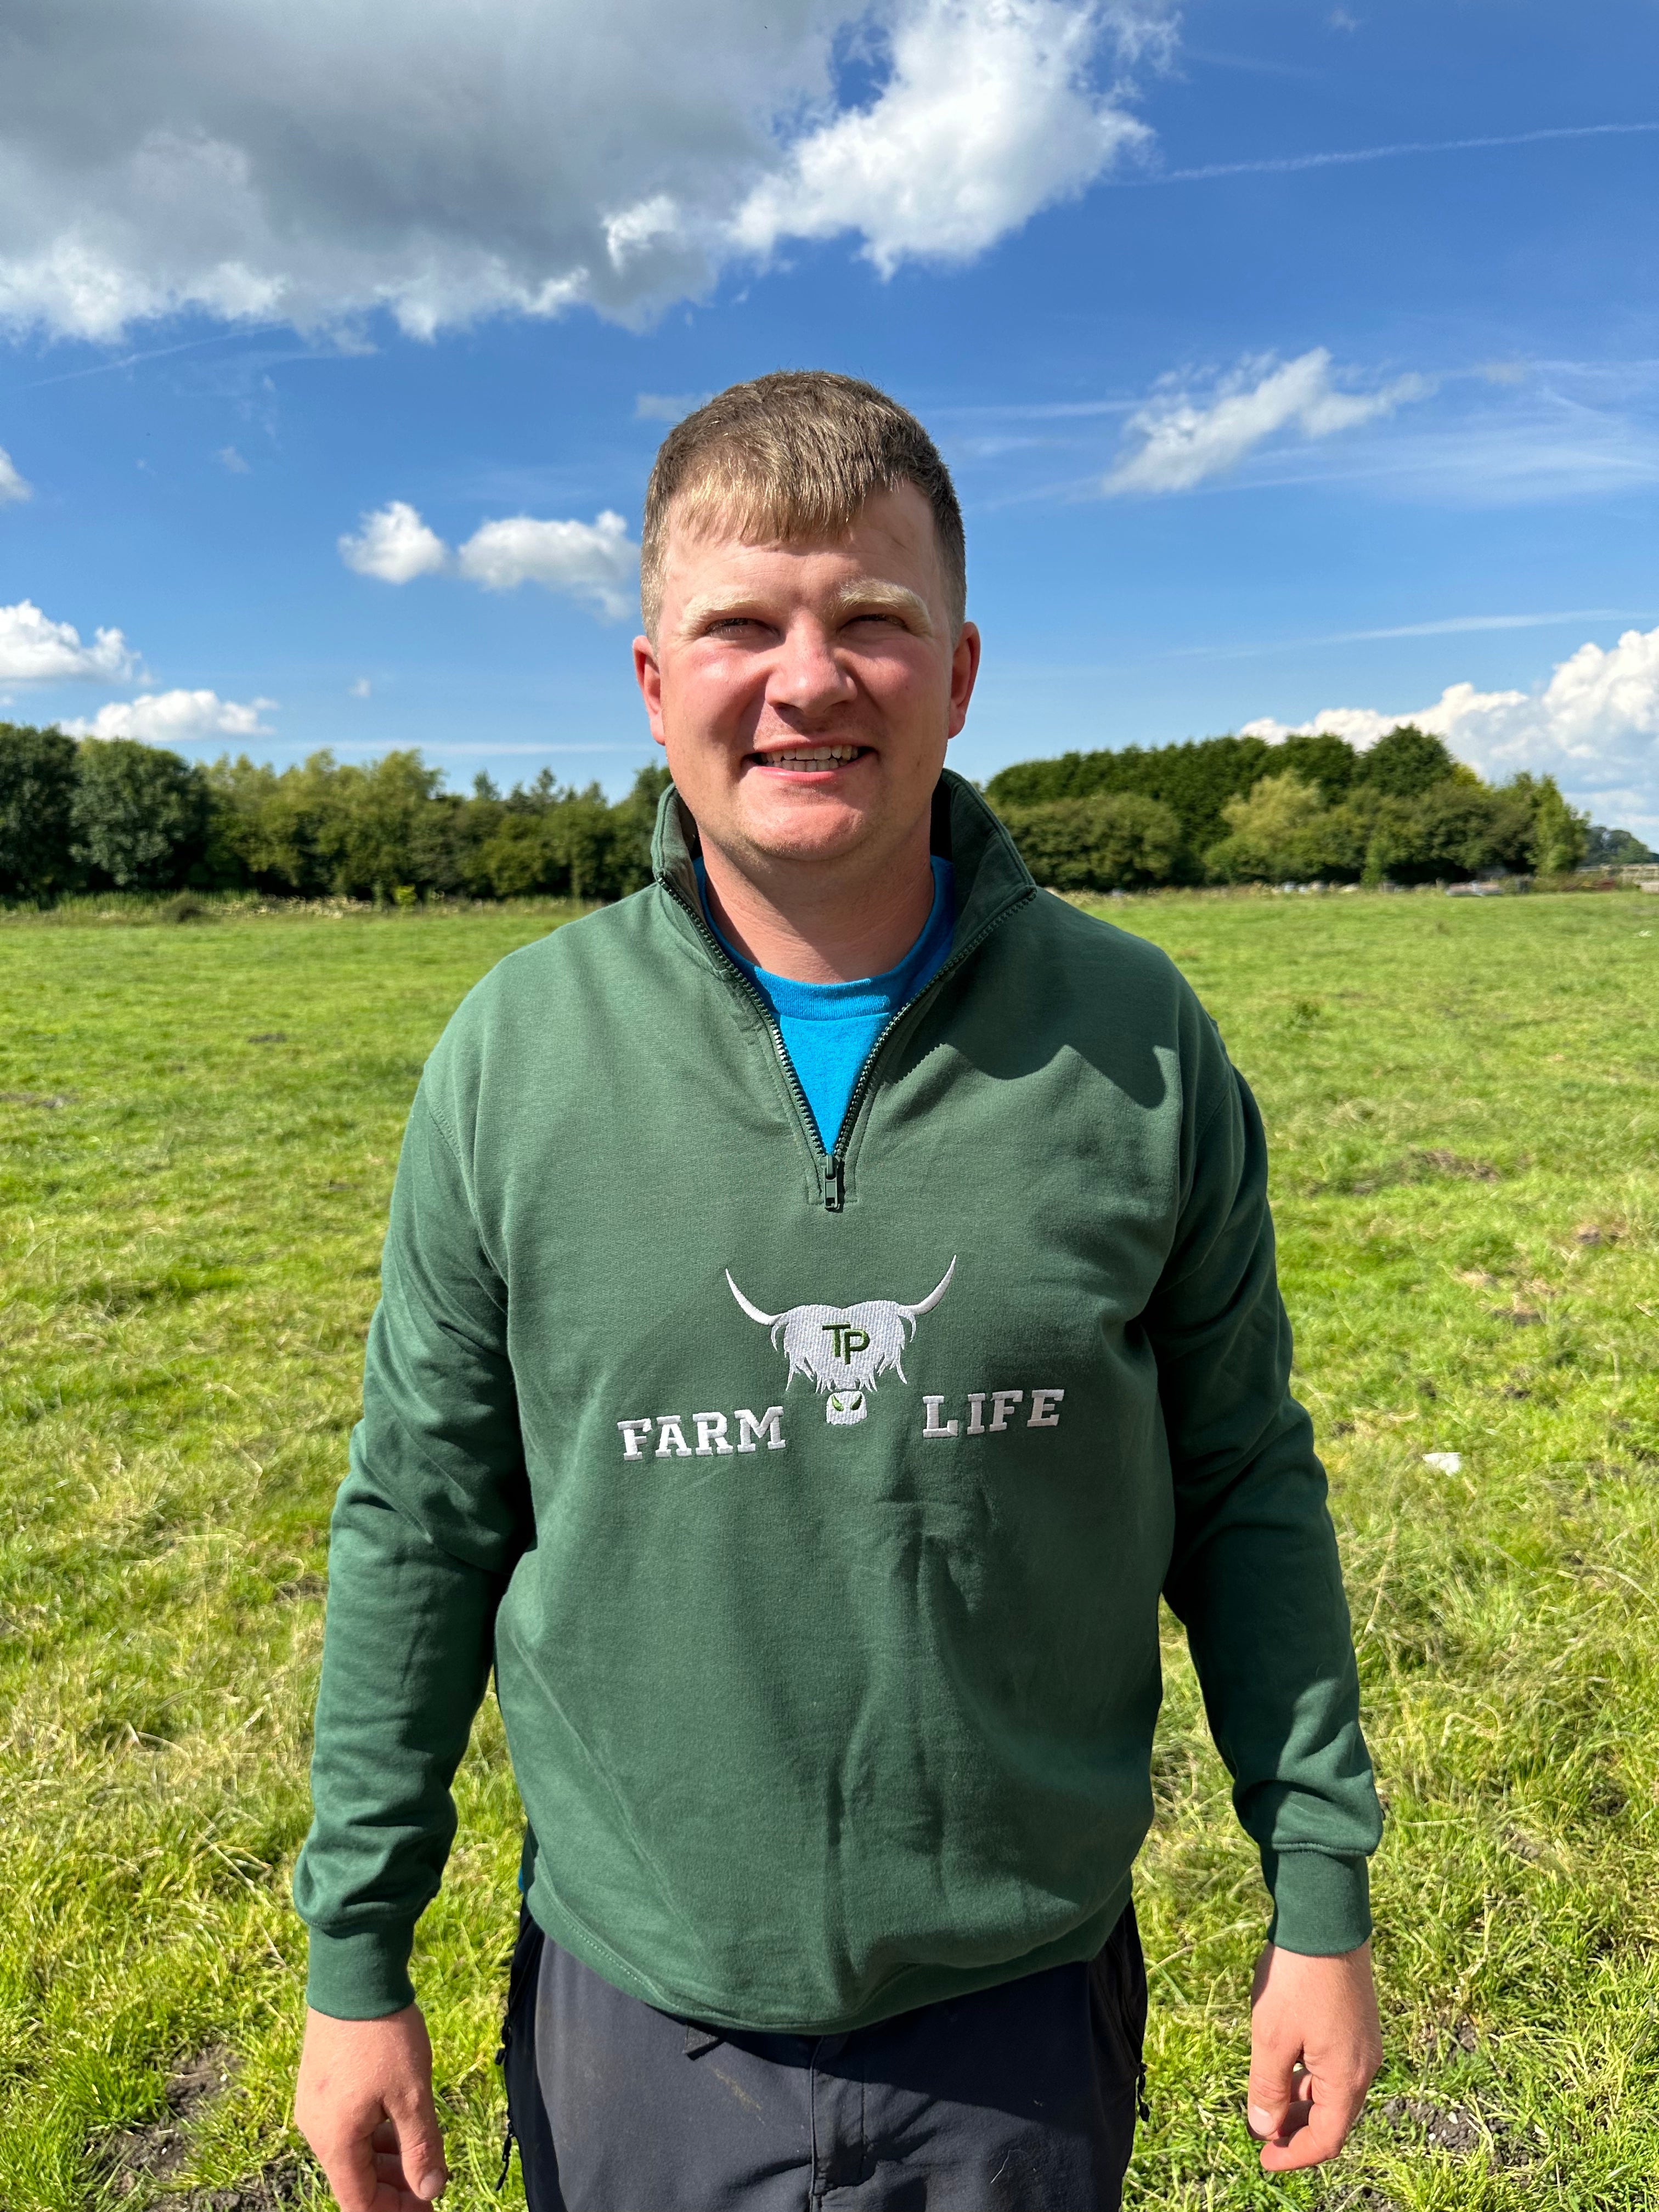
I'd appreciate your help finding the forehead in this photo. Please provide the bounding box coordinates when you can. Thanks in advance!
[659,481,943,594]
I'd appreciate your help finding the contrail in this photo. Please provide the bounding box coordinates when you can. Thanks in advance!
[1176,610,1656,661]
[13,324,291,391]
[1130,120,1659,187]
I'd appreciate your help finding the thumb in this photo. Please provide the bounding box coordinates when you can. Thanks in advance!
[387,2081,449,2202]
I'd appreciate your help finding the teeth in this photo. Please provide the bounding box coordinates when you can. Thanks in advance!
[762,746,860,766]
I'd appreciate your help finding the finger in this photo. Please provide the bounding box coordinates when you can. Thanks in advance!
[1247,2051,1306,2142]
[312,2130,384,2212]
[1259,2076,1369,2172]
[1278,2073,1314,2139]
[1250,2084,1313,2147]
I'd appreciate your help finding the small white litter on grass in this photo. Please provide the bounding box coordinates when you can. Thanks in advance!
[1423,1452,1463,1474]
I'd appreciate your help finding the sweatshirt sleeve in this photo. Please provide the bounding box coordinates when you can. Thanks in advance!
[1147,1013,1382,1956]
[292,1076,531,2018]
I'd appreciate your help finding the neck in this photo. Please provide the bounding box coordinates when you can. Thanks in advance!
[698,816,936,984]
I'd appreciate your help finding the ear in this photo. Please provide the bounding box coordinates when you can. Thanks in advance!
[946,622,981,740]
[634,633,668,749]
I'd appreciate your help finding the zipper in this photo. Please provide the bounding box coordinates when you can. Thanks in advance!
[493,1996,517,2191]
[659,868,1032,1212]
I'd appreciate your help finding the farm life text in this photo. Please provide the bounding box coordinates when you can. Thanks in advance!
[613,1257,1065,1452]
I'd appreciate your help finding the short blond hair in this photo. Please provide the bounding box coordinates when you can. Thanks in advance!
[640,370,966,641]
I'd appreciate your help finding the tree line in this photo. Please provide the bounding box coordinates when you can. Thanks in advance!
[984,726,1619,890]
[0,723,670,903]
[0,716,1647,907]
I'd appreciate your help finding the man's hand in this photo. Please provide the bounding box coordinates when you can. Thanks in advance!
[294,2004,449,2210]
[1246,1940,1381,2172]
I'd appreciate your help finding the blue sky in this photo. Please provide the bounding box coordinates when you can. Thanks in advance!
[4,0,1659,833]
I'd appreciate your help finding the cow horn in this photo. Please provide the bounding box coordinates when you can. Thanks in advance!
[899,1256,957,1319]
[725,1269,780,1327]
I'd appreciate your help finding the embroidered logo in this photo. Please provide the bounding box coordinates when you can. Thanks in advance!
[723,1259,956,1426]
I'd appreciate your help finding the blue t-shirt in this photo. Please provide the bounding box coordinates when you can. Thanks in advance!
[699,856,955,1149]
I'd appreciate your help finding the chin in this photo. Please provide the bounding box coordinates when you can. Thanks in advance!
[739,800,872,866]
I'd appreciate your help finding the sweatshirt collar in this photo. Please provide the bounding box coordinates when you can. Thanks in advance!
[652,766,1034,969]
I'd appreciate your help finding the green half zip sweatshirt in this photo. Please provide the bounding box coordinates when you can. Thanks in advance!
[294,771,1381,2030]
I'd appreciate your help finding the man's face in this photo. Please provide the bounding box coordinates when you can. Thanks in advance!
[634,483,980,876]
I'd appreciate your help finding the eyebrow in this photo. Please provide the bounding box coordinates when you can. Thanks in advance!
[674,579,935,641]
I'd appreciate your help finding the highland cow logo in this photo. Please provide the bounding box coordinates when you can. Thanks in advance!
[724,1259,957,1426]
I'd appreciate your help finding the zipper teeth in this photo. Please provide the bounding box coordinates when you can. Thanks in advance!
[660,865,1035,1190]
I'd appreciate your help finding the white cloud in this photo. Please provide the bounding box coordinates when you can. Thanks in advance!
[456,511,638,617]
[0,445,30,504]
[217,444,250,473]
[0,599,137,681]
[732,0,1166,274]
[341,500,640,617]
[339,500,449,583]
[1242,621,1659,837]
[348,676,373,698]
[0,0,1173,342]
[1242,706,1423,749]
[62,689,276,742]
[1104,348,1432,495]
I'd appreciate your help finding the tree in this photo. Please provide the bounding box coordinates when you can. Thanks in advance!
[996,792,1183,891]
[1352,725,1457,800]
[1205,774,1338,884]
[543,788,620,901]
[986,735,1277,868]
[70,738,211,889]
[1585,824,1655,866]
[205,754,325,891]
[0,722,78,898]
[1342,794,1416,888]
[1517,774,1590,877]
[1277,730,1358,805]
[336,751,449,896]
[603,763,673,896]
[473,812,558,896]
[1379,780,1521,883]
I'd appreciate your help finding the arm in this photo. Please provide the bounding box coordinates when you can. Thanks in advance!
[1147,1023,1383,2165]
[291,1079,529,2202]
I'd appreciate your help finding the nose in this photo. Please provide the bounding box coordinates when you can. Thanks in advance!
[767,615,857,721]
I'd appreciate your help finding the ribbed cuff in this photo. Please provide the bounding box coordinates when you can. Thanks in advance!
[1262,1849,1373,1956]
[304,1923,419,2020]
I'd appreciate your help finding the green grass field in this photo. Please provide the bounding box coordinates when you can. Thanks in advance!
[2,888,1656,2210]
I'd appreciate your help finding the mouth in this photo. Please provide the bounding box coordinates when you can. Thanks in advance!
[746,742,870,773]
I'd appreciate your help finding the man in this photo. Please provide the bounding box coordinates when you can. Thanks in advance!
[294,372,1383,2210]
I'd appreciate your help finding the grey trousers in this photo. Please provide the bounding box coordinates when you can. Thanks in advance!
[500,1904,1147,2211]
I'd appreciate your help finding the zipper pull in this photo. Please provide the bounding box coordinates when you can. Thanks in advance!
[824,1155,844,1212]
